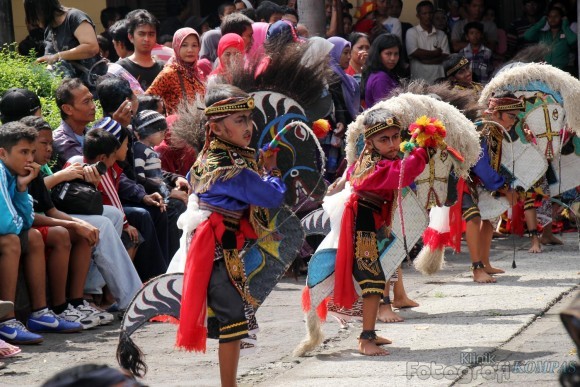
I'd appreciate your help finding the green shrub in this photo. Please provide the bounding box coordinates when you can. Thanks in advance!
[0,45,63,128]
[0,45,102,129]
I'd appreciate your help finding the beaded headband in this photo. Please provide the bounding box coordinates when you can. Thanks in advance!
[204,96,255,120]
[364,116,402,139]
[446,57,470,77]
[487,97,525,112]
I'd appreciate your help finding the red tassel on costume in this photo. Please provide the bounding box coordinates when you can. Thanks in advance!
[422,227,451,250]
[301,287,311,313]
[316,297,329,322]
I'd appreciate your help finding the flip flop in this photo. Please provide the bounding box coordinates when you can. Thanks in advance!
[0,301,14,319]
[0,340,21,359]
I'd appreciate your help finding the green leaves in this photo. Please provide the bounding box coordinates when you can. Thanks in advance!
[0,44,62,128]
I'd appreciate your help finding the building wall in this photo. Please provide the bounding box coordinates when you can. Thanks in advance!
[11,0,106,43]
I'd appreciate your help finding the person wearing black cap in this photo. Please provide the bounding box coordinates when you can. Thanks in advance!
[443,54,483,93]
[0,88,42,124]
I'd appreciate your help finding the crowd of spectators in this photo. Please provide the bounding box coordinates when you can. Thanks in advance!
[0,0,578,373]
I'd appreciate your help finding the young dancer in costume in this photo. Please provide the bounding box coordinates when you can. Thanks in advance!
[334,108,429,356]
[460,93,523,283]
[443,54,483,94]
[176,84,286,387]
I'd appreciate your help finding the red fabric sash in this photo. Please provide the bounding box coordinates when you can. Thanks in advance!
[333,195,358,309]
[449,178,467,252]
[176,212,257,352]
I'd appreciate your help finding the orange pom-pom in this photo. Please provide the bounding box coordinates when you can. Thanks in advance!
[312,119,331,138]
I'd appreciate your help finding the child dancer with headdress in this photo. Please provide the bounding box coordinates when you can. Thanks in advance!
[176,83,286,386]
[333,108,429,356]
[455,92,525,283]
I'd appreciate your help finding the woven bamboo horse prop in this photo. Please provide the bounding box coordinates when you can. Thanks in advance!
[294,93,481,357]
[479,62,580,199]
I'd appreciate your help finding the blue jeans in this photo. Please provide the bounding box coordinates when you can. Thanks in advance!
[76,206,142,310]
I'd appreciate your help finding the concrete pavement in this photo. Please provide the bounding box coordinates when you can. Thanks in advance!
[0,233,577,386]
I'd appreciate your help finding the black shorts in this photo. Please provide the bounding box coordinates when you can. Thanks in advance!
[18,229,29,256]
[207,259,249,343]
[352,204,386,297]
[462,193,481,222]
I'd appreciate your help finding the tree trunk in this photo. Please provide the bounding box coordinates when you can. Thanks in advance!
[297,0,326,38]
[0,0,15,46]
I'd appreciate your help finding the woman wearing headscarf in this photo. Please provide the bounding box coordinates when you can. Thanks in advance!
[325,36,360,181]
[209,33,245,82]
[247,22,269,62]
[146,27,206,115]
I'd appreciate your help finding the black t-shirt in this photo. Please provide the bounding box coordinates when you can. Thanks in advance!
[45,8,95,55]
[117,58,164,90]
[28,173,54,214]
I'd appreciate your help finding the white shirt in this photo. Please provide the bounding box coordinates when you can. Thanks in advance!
[406,24,450,84]
[382,16,402,41]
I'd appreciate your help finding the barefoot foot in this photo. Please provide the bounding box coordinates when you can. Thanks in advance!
[359,339,390,356]
[392,297,419,309]
[473,268,497,283]
[484,266,505,274]
[377,304,404,323]
[528,236,542,253]
[375,335,392,345]
[540,234,563,245]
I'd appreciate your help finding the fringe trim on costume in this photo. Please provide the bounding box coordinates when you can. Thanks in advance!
[292,309,324,357]
[176,327,208,353]
[117,330,148,377]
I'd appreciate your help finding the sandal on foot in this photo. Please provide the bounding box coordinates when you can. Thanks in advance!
[0,340,21,358]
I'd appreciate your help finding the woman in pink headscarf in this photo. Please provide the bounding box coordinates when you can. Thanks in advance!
[146,27,206,115]
[209,33,245,81]
[247,22,269,62]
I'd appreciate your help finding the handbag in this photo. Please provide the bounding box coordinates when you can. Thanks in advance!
[50,21,108,90]
[51,179,104,215]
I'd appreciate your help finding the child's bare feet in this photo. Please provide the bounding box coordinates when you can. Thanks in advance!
[359,339,390,356]
[374,335,392,345]
[473,268,496,283]
[528,235,542,253]
[377,304,404,323]
[484,266,505,274]
[392,297,419,309]
[541,234,563,245]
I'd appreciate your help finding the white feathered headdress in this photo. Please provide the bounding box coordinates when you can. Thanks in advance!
[345,93,481,178]
[479,62,580,136]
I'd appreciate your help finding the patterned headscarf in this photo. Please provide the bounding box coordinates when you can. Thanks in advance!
[328,36,360,120]
[168,27,204,82]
